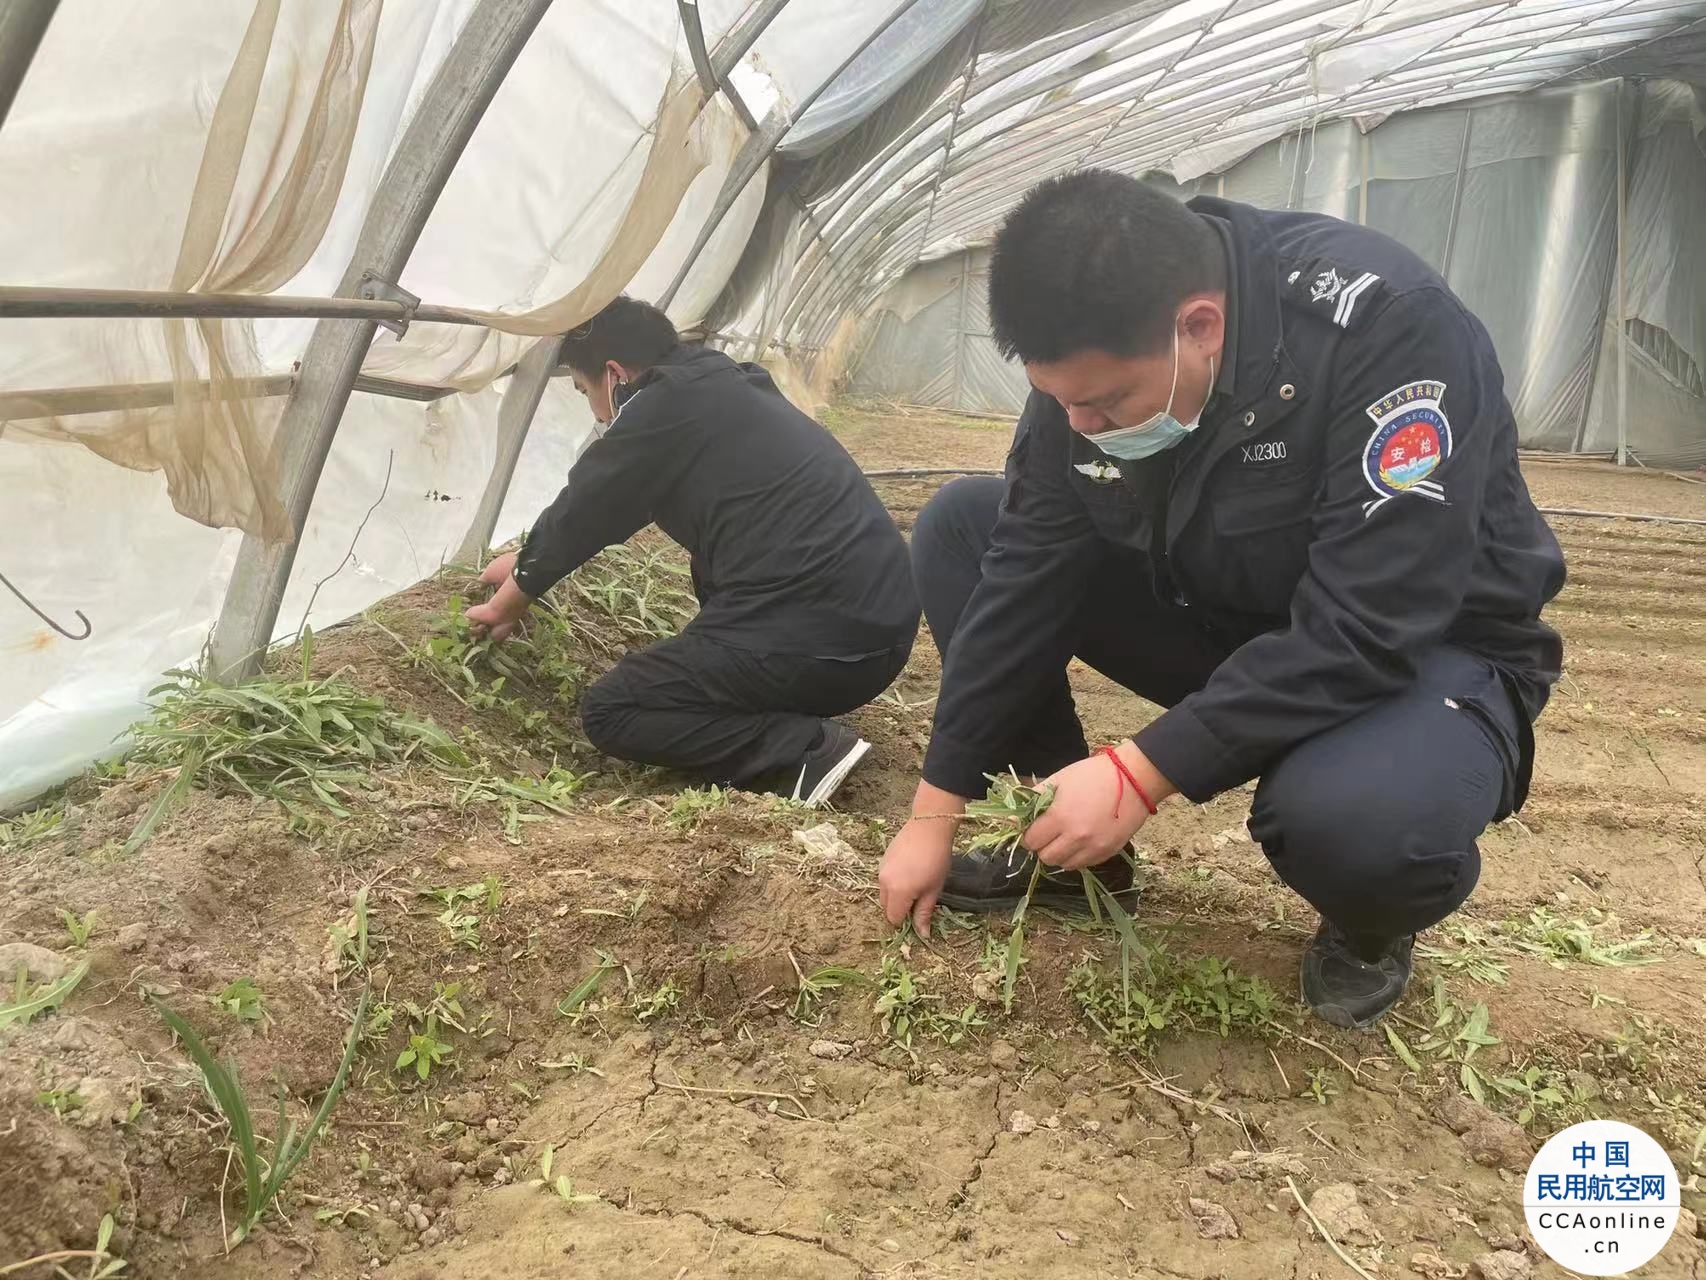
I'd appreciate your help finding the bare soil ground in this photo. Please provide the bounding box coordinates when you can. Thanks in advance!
[3,401,1704,1280]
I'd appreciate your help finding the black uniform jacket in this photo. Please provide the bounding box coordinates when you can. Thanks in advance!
[513,345,919,659]
[924,196,1566,803]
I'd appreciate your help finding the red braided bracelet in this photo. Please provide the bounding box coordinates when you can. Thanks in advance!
[1097,745,1158,817]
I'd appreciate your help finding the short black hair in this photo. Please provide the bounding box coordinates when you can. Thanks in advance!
[987,169,1224,363]
[559,295,678,377]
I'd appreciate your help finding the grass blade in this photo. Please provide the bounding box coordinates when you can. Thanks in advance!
[265,984,370,1204]
[1384,1023,1423,1072]
[151,999,263,1232]
[556,953,618,1018]
[122,744,204,856]
[0,958,90,1031]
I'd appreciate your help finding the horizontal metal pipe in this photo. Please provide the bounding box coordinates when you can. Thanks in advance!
[0,375,292,418]
[0,371,464,419]
[0,284,493,326]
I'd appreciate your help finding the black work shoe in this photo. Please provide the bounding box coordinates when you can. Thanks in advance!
[1300,921,1414,1029]
[938,846,1136,914]
[787,721,872,808]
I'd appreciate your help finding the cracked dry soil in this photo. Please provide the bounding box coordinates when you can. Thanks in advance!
[3,409,1706,1279]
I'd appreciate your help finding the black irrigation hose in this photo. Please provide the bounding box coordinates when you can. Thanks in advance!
[861,470,1706,529]
[861,467,1002,479]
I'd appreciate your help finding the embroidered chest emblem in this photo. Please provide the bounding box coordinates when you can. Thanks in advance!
[1074,460,1121,484]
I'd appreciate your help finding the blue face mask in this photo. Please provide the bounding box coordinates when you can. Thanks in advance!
[1089,330,1214,462]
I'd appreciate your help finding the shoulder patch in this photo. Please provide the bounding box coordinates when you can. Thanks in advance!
[1360,380,1449,517]
[1283,258,1385,330]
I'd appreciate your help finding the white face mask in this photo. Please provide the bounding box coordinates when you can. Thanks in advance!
[1089,329,1214,462]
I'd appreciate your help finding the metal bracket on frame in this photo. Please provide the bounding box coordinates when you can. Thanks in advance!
[357,270,420,337]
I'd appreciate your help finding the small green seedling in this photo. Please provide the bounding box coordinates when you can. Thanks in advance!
[395,1014,455,1082]
[37,1085,85,1118]
[59,908,99,949]
[401,982,477,1038]
[873,955,984,1053]
[313,1204,372,1227]
[0,957,90,1031]
[0,802,66,851]
[1302,1067,1339,1105]
[667,785,729,830]
[1488,1064,1577,1127]
[790,965,867,1025]
[423,876,502,951]
[532,1145,601,1208]
[630,978,681,1023]
[80,1213,129,1279]
[213,978,267,1024]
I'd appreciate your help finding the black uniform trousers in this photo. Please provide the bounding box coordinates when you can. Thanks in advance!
[916,476,1532,946]
[578,626,911,791]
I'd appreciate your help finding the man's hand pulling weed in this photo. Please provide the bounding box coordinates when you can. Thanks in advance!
[1023,741,1174,870]
[466,552,531,643]
[878,792,960,933]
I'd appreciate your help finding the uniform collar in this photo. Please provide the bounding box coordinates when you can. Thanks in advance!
[1199,212,1239,409]
[1187,196,1285,406]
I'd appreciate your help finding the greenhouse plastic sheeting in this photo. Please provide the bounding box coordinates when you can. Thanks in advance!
[0,0,762,808]
[5,0,1706,810]
[845,77,1706,466]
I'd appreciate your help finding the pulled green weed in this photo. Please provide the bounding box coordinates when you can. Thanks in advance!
[1508,907,1658,968]
[1384,978,1501,1102]
[123,640,468,847]
[455,767,591,843]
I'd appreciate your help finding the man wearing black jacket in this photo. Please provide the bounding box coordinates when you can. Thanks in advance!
[467,296,918,806]
[877,171,1565,1028]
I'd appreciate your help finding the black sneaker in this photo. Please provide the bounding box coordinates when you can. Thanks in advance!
[1300,920,1414,1029]
[938,846,1135,914]
[787,722,872,808]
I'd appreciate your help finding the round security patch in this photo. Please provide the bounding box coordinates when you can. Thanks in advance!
[1361,380,1450,505]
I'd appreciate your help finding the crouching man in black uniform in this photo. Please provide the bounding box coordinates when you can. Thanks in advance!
[467,296,919,807]
[877,171,1565,1028]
